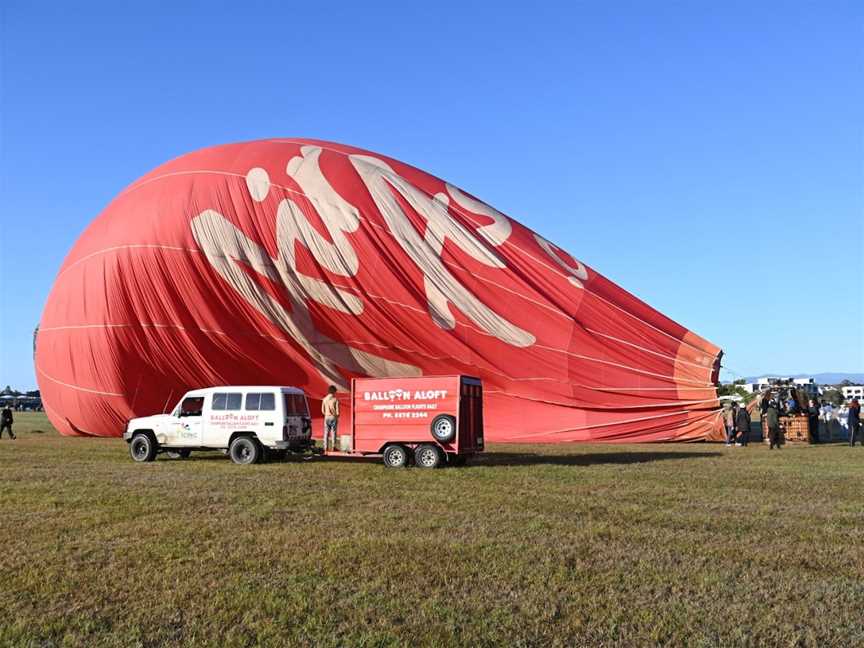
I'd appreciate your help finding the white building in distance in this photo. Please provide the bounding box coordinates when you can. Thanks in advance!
[842,385,864,400]
[740,376,818,396]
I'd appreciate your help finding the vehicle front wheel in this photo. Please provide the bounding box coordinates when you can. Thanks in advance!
[229,436,261,465]
[383,444,410,468]
[414,444,443,469]
[130,433,157,463]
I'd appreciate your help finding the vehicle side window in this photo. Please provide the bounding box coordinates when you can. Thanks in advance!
[213,393,242,411]
[245,392,276,411]
[179,397,204,417]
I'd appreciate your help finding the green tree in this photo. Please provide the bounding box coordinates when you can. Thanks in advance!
[717,384,756,403]
[821,389,844,406]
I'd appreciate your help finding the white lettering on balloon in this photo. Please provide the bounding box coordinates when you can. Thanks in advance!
[191,147,421,388]
[534,234,589,288]
[445,183,512,247]
[191,147,538,388]
[349,154,535,348]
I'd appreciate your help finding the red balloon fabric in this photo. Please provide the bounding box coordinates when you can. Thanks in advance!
[36,139,722,441]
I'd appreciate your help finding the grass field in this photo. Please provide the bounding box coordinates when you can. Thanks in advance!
[1,412,862,647]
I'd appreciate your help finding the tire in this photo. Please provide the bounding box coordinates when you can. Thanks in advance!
[382,444,410,468]
[430,414,457,443]
[415,443,443,469]
[165,449,192,459]
[229,436,261,465]
[130,433,157,463]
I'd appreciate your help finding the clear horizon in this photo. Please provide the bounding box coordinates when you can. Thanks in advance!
[2,1,863,390]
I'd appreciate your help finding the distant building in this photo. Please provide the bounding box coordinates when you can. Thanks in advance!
[740,376,785,394]
[740,376,818,396]
[842,385,864,400]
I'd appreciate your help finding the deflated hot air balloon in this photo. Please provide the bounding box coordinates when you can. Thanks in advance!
[36,138,722,441]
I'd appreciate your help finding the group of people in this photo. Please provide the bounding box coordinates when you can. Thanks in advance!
[721,401,752,447]
[738,390,863,449]
[723,387,864,450]
[815,398,862,445]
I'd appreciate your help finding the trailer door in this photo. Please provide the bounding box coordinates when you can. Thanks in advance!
[459,377,484,451]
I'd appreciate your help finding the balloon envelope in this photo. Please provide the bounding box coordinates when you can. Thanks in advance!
[36,139,722,441]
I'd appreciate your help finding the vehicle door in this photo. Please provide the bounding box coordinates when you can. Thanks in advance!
[176,395,205,446]
[205,392,242,447]
[244,391,277,443]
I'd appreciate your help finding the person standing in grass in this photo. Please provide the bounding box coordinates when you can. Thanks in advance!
[848,399,861,447]
[819,400,834,442]
[0,404,15,439]
[722,401,735,446]
[321,385,340,451]
[766,399,782,449]
[807,399,820,444]
[734,402,751,447]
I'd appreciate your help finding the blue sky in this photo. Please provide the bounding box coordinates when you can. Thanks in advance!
[1,1,862,390]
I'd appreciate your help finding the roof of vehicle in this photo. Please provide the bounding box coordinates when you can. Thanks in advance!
[182,386,307,396]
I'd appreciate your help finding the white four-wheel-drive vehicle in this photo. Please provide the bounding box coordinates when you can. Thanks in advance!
[123,386,312,464]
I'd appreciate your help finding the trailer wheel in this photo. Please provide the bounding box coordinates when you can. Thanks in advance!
[229,436,261,465]
[130,432,157,463]
[383,444,410,468]
[415,444,443,469]
[430,414,457,443]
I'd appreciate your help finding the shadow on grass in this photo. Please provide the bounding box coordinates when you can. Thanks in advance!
[162,450,723,468]
[472,450,722,467]
[159,452,380,465]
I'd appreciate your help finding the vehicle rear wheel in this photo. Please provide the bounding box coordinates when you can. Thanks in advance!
[415,443,443,469]
[383,444,409,468]
[229,436,261,465]
[130,433,157,463]
[430,414,457,443]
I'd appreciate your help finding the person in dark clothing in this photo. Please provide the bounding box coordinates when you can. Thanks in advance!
[788,388,803,415]
[765,400,781,449]
[807,399,820,444]
[849,400,861,447]
[0,405,15,439]
[760,394,770,417]
[734,403,751,446]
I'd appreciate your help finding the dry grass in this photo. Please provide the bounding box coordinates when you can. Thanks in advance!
[1,412,862,647]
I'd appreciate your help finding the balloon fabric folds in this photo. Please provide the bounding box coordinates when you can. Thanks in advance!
[36,139,722,441]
